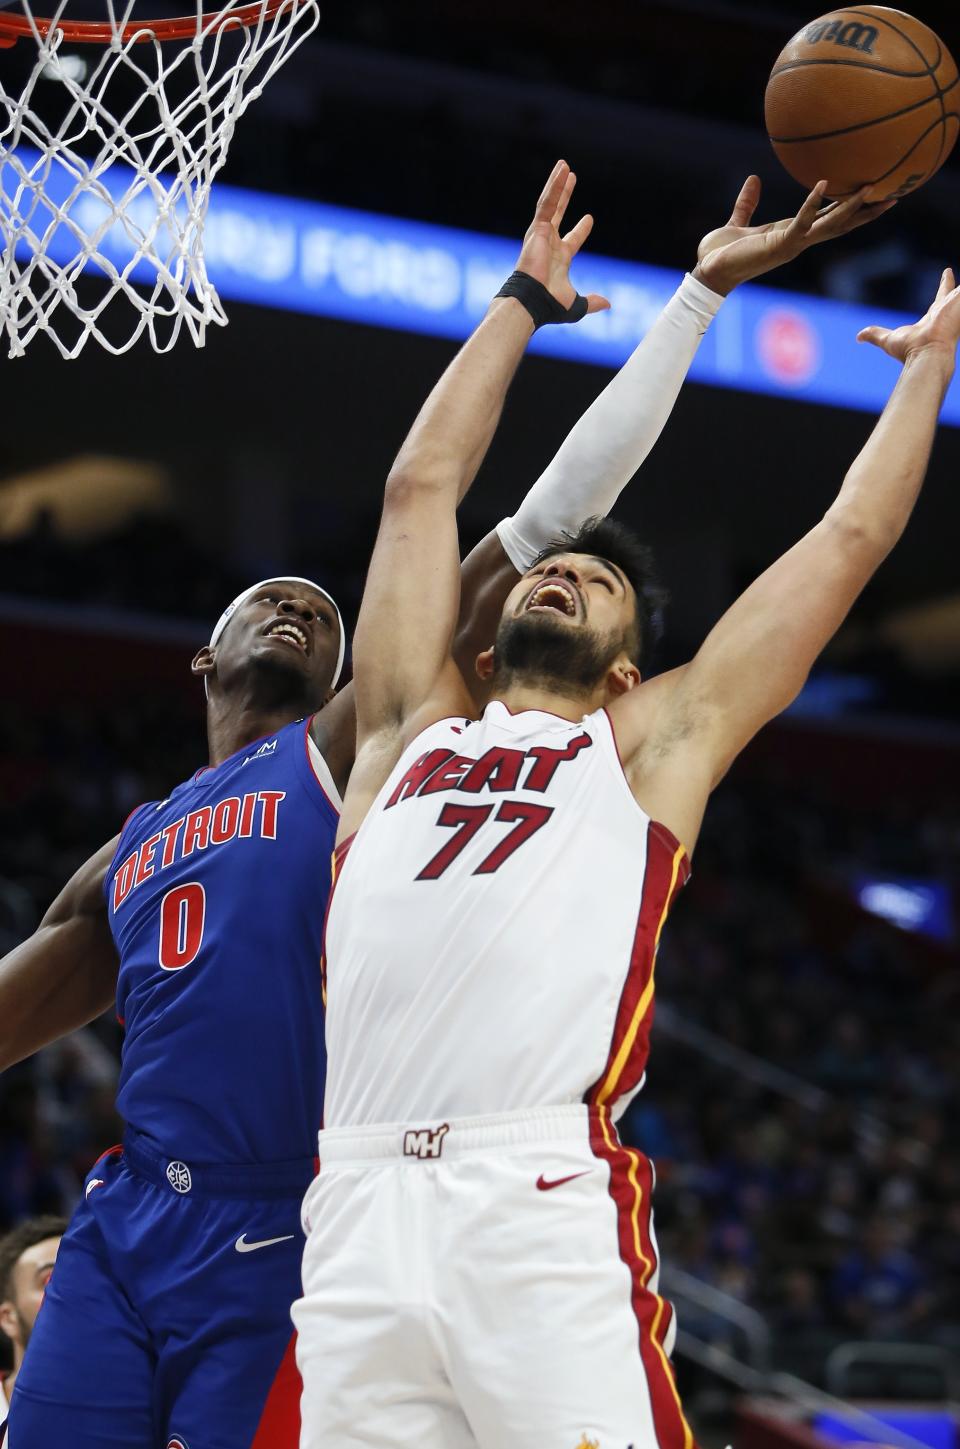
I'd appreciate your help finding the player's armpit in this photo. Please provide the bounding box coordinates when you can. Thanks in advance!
[603,668,714,854]
[669,511,882,776]
[609,511,883,852]
[0,836,120,1072]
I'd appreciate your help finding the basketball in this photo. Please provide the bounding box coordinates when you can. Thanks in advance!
[765,6,960,200]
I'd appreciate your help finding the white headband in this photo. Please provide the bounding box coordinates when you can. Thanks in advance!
[206,576,346,695]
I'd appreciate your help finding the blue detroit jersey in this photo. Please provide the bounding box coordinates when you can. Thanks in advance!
[105,717,339,1164]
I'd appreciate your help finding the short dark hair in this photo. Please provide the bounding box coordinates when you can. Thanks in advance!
[533,515,667,672]
[0,1216,67,1301]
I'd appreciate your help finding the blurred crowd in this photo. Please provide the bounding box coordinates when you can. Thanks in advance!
[0,511,360,629]
[1,525,959,1389]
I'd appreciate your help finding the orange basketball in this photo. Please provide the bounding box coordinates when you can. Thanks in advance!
[765,6,959,200]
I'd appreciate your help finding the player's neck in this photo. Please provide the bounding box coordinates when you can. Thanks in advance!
[205,699,304,766]
[493,681,604,721]
[4,1352,23,1401]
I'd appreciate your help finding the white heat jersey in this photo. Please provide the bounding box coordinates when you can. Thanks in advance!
[322,703,689,1128]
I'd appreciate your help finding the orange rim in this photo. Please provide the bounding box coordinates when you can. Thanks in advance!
[0,0,294,44]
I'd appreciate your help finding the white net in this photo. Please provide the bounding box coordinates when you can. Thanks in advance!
[0,0,319,357]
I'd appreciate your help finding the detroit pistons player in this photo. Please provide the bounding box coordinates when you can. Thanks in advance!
[295,210,960,1441]
[0,162,886,1448]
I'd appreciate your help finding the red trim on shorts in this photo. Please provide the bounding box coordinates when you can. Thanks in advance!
[249,1332,301,1448]
[584,825,688,1108]
[589,1109,695,1449]
[91,1143,124,1170]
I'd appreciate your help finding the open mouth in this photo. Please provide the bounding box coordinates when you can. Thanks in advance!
[265,620,309,653]
[525,580,579,617]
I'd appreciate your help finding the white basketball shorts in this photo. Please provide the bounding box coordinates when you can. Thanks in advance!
[293,1104,698,1449]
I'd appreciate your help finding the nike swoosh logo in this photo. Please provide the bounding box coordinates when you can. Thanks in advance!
[536,1171,591,1192]
[235,1234,296,1253]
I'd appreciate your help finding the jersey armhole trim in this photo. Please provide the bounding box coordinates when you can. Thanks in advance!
[102,800,152,907]
[119,801,149,835]
[305,720,344,813]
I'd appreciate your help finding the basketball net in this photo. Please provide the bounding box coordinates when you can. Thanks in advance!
[0,0,319,358]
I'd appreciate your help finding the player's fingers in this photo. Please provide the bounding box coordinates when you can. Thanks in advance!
[936,266,956,300]
[791,180,829,235]
[807,184,863,233]
[812,189,867,219]
[563,211,594,256]
[585,292,611,314]
[856,324,889,347]
[815,202,896,243]
[728,175,761,228]
[534,160,569,222]
[552,169,577,229]
[840,198,898,232]
[816,186,875,231]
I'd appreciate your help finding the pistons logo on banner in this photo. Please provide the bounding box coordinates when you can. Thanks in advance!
[755,306,821,387]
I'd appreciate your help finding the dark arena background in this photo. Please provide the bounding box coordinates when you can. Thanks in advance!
[2,2,959,1444]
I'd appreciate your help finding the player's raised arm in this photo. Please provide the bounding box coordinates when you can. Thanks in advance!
[0,837,120,1072]
[454,176,893,683]
[617,271,960,853]
[343,162,605,837]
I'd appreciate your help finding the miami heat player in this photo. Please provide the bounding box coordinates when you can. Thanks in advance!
[295,191,960,1442]
[1,160,885,1448]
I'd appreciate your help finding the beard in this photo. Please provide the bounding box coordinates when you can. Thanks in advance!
[492,610,623,696]
[233,646,324,714]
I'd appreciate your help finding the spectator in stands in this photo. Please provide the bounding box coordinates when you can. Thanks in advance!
[831,1215,932,1339]
[772,1267,827,1336]
[0,1215,66,1426]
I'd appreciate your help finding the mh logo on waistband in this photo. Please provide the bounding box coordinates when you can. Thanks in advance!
[403,1124,449,1159]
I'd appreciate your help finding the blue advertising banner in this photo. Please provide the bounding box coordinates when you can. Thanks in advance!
[3,146,957,422]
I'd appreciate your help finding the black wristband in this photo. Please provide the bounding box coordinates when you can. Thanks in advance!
[496,270,589,329]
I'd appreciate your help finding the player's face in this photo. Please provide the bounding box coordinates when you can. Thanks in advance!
[216,583,341,706]
[495,553,638,690]
[3,1235,60,1351]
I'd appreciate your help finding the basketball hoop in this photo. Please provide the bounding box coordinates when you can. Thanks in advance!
[0,0,320,357]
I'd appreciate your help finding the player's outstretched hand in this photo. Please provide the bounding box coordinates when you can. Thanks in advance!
[514,160,610,314]
[858,267,960,366]
[693,175,895,296]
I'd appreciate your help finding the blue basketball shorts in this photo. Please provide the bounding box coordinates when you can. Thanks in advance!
[7,1129,314,1449]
